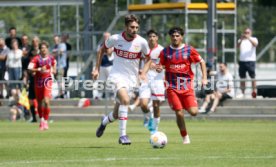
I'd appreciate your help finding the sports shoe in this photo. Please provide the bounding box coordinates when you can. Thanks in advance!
[44,121,49,130]
[143,116,149,127]
[183,135,191,144]
[39,122,44,131]
[147,118,155,133]
[96,116,106,138]
[118,135,131,145]
[198,108,206,113]
[252,91,257,98]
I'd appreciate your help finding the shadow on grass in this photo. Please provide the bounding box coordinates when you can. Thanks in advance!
[60,146,115,149]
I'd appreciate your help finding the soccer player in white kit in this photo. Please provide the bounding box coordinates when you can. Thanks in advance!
[92,15,151,145]
[138,30,165,134]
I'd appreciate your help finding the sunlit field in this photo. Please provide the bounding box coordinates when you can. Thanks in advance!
[0,120,275,167]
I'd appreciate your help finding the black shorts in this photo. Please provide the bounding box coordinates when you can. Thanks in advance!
[0,70,5,80]
[220,93,232,102]
[28,77,36,100]
[239,61,256,78]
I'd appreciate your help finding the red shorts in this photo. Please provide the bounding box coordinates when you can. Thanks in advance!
[167,89,198,111]
[35,78,52,101]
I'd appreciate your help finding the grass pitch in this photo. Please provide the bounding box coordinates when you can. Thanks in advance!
[0,119,275,167]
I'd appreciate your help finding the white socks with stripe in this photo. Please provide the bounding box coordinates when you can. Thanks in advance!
[119,105,128,137]
[102,112,115,126]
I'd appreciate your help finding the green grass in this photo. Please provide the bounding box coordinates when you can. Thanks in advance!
[0,119,276,167]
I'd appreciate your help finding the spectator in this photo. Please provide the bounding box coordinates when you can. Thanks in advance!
[61,33,72,78]
[5,27,22,49]
[27,36,40,122]
[0,38,10,98]
[9,89,23,122]
[94,32,114,99]
[6,39,23,92]
[206,62,234,113]
[21,34,31,86]
[52,35,67,98]
[237,28,258,98]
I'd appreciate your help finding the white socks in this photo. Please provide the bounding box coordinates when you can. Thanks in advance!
[119,105,128,136]
[153,117,160,131]
[102,112,115,126]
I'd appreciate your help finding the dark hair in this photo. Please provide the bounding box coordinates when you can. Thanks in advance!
[125,14,140,26]
[39,41,49,49]
[146,29,159,37]
[168,27,184,36]
[9,27,16,32]
[218,62,227,66]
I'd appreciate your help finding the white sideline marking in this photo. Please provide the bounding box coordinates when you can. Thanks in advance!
[0,156,274,165]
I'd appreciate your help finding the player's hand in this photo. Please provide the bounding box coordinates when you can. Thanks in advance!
[155,64,163,73]
[150,62,157,70]
[41,66,47,72]
[139,71,148,83]
[91,69,99,80]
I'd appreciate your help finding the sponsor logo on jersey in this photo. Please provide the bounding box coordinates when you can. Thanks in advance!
[114,48,141,59]
[170,64,186,69]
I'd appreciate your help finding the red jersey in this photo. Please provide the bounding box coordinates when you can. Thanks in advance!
[29,54,56,79]
[159,44,202,92]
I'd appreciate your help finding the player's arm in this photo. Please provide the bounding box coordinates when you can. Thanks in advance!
[190,47,207,86]
[91,45,105,80]
[51,59,57,75]
[106,47,114,57]
[140,56,152,77]
[199,60,208,86]
[28,61,41,72]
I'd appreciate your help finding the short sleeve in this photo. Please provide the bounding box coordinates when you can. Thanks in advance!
[189,47,202,63]
[158,50,165,65]
[51,56,56,66]
[141,40,150,57]
[28,57,38,70]
[252,37,258,45]
[104,35,116,49]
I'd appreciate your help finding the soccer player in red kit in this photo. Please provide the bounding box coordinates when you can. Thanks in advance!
[28,41,56,131]
[157,27,207,144]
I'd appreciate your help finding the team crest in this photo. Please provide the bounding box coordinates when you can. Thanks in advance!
[133,45,140,51]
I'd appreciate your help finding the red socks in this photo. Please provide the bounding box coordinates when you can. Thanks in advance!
[180,130,187,137]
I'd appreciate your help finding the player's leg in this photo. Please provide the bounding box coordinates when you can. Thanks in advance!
[139,82,152,127]
[116,88,132,145]
[151,79,165,132]
[129,94,140,112]
[96,102,119,138]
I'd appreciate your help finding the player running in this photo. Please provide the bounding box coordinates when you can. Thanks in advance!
[129,29,165,134]
[28,41,56,131]
[92,15,151,145]
[156,27,207,144]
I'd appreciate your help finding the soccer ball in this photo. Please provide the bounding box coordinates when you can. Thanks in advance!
[149,131,168,148]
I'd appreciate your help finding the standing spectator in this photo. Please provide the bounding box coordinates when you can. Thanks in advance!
[61,33,71,78]
[21,34,31,86]
[6,39,23,92]
[92,14,151,145]
[0,38,10,98]
[94,32,114,99]
[156,27,207,144]
[28,41,56,130]
[5,27,22,49]
[52,35,66,98]
[27,36,40,122]
[237,28,258,98]
[200,62,234,113]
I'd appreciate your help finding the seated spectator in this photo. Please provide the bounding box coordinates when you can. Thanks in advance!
[9,89,23,122]
[199,62,234,113]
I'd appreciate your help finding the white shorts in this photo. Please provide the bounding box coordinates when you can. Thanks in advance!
[139,79,165,101]
[107,74,137,103]
[99,66,112,81]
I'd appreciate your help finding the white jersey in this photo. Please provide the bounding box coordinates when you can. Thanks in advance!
[147,44,164,80]
[239,37,258,62]
[105,32,150,87]
[217,71,234,97]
